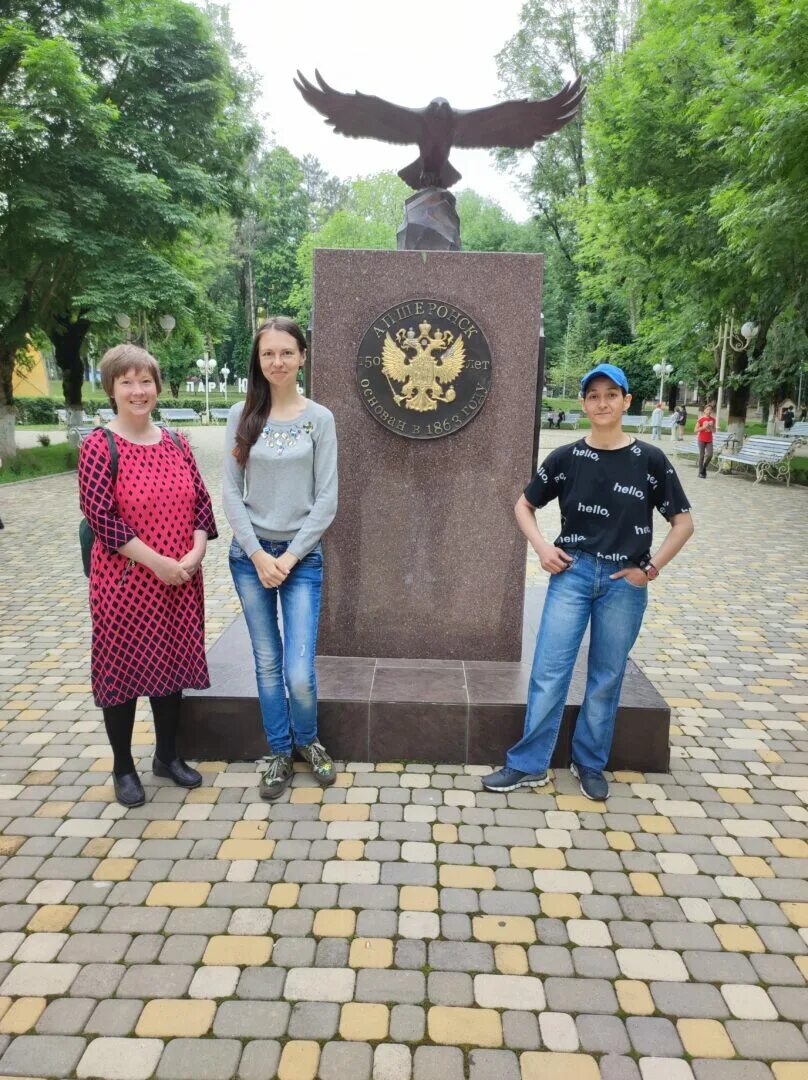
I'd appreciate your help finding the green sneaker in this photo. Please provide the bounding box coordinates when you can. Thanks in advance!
[258,752,293,801]
[297,739,336,787]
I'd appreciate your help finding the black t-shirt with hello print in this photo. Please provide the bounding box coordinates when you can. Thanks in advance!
[524,438,691,567]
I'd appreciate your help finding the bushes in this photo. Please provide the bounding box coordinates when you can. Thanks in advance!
[14,397,59,424]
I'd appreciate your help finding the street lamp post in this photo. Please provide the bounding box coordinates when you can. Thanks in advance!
[653,361,673,403]
[196,354,217,423]
[220,365,231,402]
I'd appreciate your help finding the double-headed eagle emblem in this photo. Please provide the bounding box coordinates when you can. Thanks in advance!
[382,322,465,412]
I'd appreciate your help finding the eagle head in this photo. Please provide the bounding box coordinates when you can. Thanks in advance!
[427,98,452,118]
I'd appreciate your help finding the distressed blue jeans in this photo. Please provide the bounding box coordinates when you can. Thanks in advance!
[229,538,323,755]
[506,550,648,775]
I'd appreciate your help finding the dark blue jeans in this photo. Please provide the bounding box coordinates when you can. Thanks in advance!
[507,550,648,775]
[229,538,323,755]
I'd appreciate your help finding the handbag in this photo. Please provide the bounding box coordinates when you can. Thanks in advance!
[80,426,184,577]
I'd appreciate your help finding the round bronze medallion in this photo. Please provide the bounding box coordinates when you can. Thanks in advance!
[356,298,492,439]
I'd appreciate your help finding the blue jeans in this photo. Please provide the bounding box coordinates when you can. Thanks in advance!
[507,550,648,775]
[229,538,323,755]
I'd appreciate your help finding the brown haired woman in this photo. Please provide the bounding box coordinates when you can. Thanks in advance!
[78,345,217,807]
[223,318,338,800]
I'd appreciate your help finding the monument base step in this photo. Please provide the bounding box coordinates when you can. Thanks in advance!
[179,613,669,772]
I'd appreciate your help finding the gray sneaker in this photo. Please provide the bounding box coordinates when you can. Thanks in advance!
[570,761,609,801]
[297,739,336,787]
[259,752,293,800]
[482,766,549,792]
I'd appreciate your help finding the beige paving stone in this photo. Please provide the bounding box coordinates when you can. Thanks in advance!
[142,820,182,839]
[312,909,356,938]
[400,885,439,911]
[439,865,496,890]
[556,795,607,813]
[638,815,676,834]
[278,1040,320,1080]
[630,872,663,896]
[216,838,275,860]
[510,847,565,869]
[714,923,766,952]
[607,830,635,851]
[433,822,458,842]
[0,998,10,1022]
[202,935,273,966]
[185,786,220,802]
[339,1002,388,1040]
[92,858,136,881]
[719,788,754,804]
[520,1051,600,1079]
[146,882,211,907]
[320,803,369,821]
[290,786,323,804]
[81,784,115,802]
[336,840,364,860]
[472,916,536,944]
[26,905,78,933]
[0,837,24,856]
[349,937,393,968]
[229,820,267,839]
[774,839,808,858]
[82,837,115,858]
[494,944,529,975]
[677,1019,735,1058]
[772,1064,808,1080]
[781,903,808,927]
[730,855,774,878]
[34,800,75,818]
[377,762,403,772]
[427,1005,503,1047]
[267,883,299,908]
[136,999,215,1036]
[0,997,46,1034]
[540,893,581,919]
[616,980,655,1015]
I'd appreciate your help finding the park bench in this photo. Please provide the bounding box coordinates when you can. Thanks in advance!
[718,435,797,485]
[622,415,646,433]
[158,407,201,424]
[559,411,581,429]
[57,408,93,425]
[673,431,737,469]
[96,408,115,424]
[210,407,232,422]
[782,421,808,441]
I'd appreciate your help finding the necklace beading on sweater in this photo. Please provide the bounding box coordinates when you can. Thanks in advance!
[260,420,314,456]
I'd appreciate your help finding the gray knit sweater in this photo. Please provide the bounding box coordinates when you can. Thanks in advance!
[222,399,338,561]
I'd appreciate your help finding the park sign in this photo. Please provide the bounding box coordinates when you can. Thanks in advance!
[356,299,492,439]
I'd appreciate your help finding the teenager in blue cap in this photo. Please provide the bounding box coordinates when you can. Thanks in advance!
[484,363,694,800]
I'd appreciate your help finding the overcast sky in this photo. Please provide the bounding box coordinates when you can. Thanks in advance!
[223,0,534,221]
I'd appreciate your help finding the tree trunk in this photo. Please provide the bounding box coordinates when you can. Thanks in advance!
[49,313,91,446]
[727,346,750,447]
[0,299,36,461]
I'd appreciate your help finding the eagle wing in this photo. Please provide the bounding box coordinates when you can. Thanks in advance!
[435,335,465,384]
[452,77,584,149]
[294,70,423,146]
[381,333,409,384]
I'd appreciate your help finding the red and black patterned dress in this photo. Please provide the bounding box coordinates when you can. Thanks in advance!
[78,428,217,708]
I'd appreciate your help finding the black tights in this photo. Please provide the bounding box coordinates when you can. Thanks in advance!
[102,692,181,777]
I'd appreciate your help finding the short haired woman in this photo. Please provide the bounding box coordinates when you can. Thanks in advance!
[695,402,716,478]
[78,345,217,807]
[223,318,338,800]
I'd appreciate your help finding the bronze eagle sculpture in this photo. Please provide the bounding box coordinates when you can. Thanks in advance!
[294,69,585,190]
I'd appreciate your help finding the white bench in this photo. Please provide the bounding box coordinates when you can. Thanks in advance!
[158,408,201,424]
[57,408,93,425]
[622,415,646,433]
[673,431,737,469]
[559,411,581,429]
[718,436,797,485]
[783,421,808,441]
[96,408,115,424]
[210,408,232,422]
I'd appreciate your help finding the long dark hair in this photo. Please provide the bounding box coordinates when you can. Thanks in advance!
[233,317,307,466]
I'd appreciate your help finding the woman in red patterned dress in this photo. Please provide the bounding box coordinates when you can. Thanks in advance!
[78,345,217,807]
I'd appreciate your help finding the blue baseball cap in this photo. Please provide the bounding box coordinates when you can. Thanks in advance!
[580,363,629,394]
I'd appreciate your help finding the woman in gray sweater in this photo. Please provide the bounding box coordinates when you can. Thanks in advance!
[223,317,338,800]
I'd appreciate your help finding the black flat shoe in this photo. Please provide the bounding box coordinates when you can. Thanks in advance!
[113,770,145,808]
[152,756,202,788]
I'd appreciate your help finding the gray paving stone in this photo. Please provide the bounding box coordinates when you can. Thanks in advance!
[117,963,194,998]
[236,967,286,1000]
[69,963,125,998]
[0,904,35,930]
[684,949,759,984]
[339,884,398,909]
[0,1034,86,1078]
[164,908,229,934]
[395,939,426,969]
[751,954,807,986]
[126,933,164,964]
[545,976,618,1013]
[609,921,655,949]
[413,1045,465,1080]
[440,888,478,913]
[35,997,95,1034]
[527,945,574,976]
[270,908,313,936]
[535,917,569,945]
[468,1048,520,1080]
[576,1013,631,1054]
[502,1009,541,1050]
[356,909,398,937]
[213,1001,290,1038]
[428,941,494,972]
[427,971,473,1006]
[479,890,539,915]
[356,970,425,1005]
[271,936,316,967]
[768,985,808,1022]
[85,999,144,1036]
[691,1062,775,1080]
[287,1001,340,1039]
[315,937,350,967]
[318,1040,373,1080]
[440,913,472,940]
[650,981,730,1018]
[651,921,721,951]
[389,1004,425,1043]
[620,896,685,921]
[626,1016,684,1056]
[157,1038,242,1080]
[572,946,620,978]
[599,1056,642,1080]
[237,1040,281,1080]
[758,924,807,955]
[581,895,623,920]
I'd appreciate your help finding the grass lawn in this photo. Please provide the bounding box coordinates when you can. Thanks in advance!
[0,444,79,484]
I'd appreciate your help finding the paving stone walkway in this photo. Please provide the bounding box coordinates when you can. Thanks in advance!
[0,428,806,1080]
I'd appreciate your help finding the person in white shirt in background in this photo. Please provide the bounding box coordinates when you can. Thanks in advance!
[650,402,664,440]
